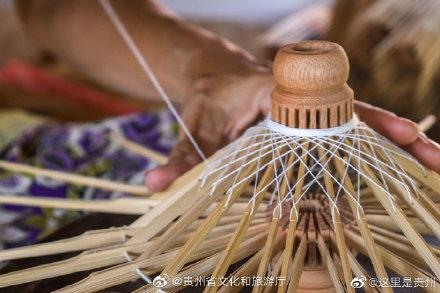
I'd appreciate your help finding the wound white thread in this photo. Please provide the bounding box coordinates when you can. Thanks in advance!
[98,0,206,162]
[264,115,358,137]
[205,120,419,225]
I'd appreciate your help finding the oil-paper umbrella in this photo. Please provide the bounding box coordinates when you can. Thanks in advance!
[1,41,440,293]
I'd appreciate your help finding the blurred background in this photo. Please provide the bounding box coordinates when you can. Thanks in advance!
[0,0,439,137]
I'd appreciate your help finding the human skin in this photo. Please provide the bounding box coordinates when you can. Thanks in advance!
[15,0,440,192]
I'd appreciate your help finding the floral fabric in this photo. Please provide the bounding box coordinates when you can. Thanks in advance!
[0,110,176,249]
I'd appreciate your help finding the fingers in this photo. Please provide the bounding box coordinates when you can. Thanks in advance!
[355,101,418,146]
[355,101,440,173]
[145,140,201,192]
[144,160,195,192]
[404,134,440,173]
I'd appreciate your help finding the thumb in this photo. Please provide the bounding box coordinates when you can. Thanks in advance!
[145,139,202,192]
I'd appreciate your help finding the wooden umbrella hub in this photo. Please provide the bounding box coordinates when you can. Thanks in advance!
[271,41,354,129]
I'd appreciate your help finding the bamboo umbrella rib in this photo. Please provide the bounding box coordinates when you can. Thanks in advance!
[111,133,168,165]
[286,235,307,292]
[140,189,220,259]
[161,156,266,278]
[0,220,267,288]
[362,163,440,280]
[217,231,288,293]
[367,224,440,258]
[263,251,283,293]
[317,235,345,293]
[207,163,276,292]
[58,226,267,293]
[0,223,223,288]
[319,147,354,292]
[0,160,149,196]
[345,228,440,293]
[330,232,377,293]
[392,155,440,193]
[142,232,269,293]
[128,157,208,232]
[0,195,158,215]
[0,154,217,287]
[207,204,256,292]
[418,115,437,133]
[277,219,296,293]
[369,228,434,271]
[0,226,141,261]
[252,217,279,293]
[333,156,390,292]
[365,214,431,235]
[385,175,440,239]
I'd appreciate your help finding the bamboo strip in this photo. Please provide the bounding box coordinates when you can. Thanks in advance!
[140,189,220,259]
[144,232,268,293]
[252,217,279,293]
[263,251,283,293]
[277,219,296,293]
[161,177,251,278]
[0,195,158,215]
[362,162,440,280]
[345,228,440,293]
[333,156,390,292]
[418,115,437,133]
[59,226,267,293]
[330,231,377,293]
[0,226,141,261]
[111,133,167,164]
[207,163,275,292]
[368,228,434,270]
[206,206,256,292]
[319,147,353,292]
[365,214,431,235]
[0,160,149,196]
[367,224,440,258]
[219,223,287,293]
[286,235,307,292]
[385,174,440,239]
[317,235,344,293]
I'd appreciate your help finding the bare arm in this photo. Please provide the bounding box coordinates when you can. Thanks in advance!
[15,0,269,102]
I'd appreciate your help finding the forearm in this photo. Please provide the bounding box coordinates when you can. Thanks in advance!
[15,0,268,102]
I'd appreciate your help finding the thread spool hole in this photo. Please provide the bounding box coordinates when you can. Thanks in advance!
[287,42,333,55]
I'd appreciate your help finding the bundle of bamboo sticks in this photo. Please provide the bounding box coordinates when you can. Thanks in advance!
[328,0,440,129]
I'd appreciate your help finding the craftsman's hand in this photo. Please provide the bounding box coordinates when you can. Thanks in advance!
[355,101,440,173]
[145,76,440,193]
[145,71,273,192]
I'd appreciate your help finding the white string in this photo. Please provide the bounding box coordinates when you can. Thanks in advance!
[98,0,207,162]
[135,268,168,293]
[135,266,153,284]
[264,115,358,137]
[123,251,132,262]
[205,121,419,222]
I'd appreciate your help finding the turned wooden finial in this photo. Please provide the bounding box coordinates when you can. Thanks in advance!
[271,41,354,129]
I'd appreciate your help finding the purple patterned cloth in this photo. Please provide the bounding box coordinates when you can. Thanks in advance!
[0,110,177,249]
